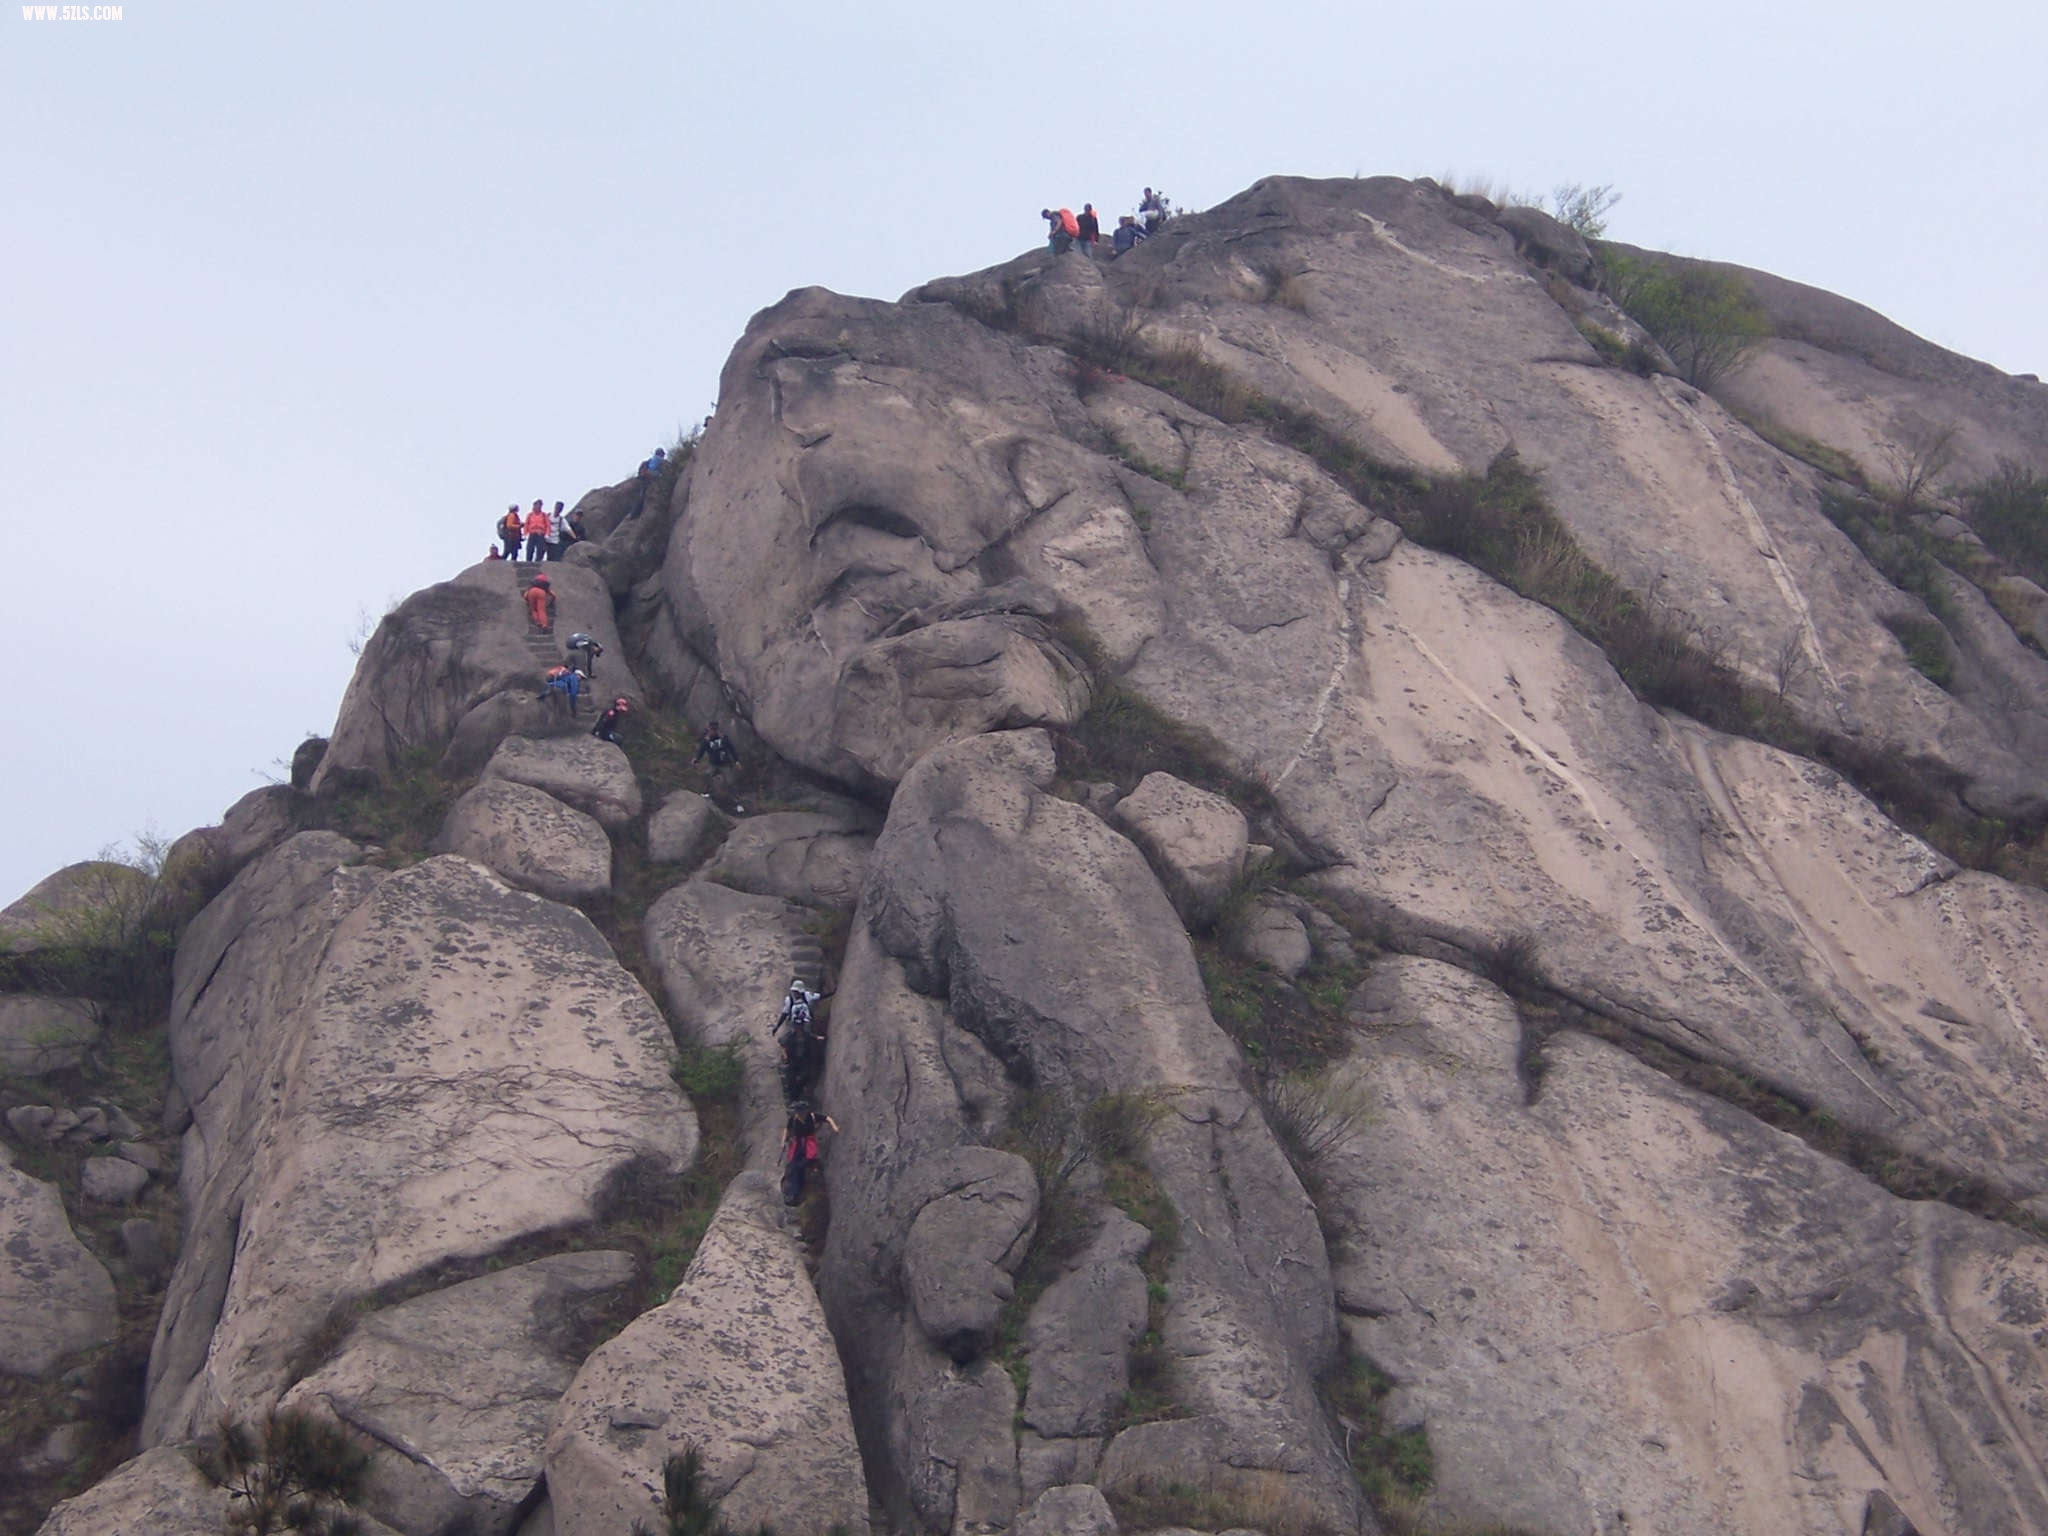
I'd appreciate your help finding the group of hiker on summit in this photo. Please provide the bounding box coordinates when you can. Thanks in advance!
[1041,187,1172,258]
[491,499,587,565]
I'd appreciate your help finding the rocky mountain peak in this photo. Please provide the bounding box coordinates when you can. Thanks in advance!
[10,172,2048,1536]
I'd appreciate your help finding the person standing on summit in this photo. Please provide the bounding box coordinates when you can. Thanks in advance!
[1075,203,1100,257]
[498,505,524,561]
[523,500,551,562]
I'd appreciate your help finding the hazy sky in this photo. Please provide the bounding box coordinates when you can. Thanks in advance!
[4,0,2042,903]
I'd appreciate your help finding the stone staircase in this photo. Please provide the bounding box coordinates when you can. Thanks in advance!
[779,912,831,995]
[517,566,576,714]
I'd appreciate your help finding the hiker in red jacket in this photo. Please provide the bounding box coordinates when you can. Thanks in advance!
[523,500,551,562]
[523,572,553,632]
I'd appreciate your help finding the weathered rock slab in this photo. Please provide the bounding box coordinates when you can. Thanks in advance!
[33,1445,226,1536]
[0,996,100,1076]
[482,735,644,830]
[0,1163,118,1377]
[146,840,693,1446]
[435,780,613,903]
[544,1173,867,1536]
[283,1250,639,1536]
[1327,954,2048,1536]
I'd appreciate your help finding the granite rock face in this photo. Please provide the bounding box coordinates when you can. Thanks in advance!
[33,1446,227,1536]
[143,835,693,1447]
[823,731,1360,1536]
[0,1163,118,1377]
[282,1250,639,1536]
[1328,955,2048,1536]
[544,1174,867,1536]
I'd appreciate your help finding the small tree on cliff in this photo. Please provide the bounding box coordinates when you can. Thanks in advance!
[200,1410,370,1535]
[1601,251,1771,390]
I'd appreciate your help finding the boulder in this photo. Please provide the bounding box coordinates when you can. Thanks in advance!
[33,1445,227,1536]
[701,811,874,910]
[1011,1484,1118,1536]
[544,1173,867,1536]
[1492,201,1597,285]
[290,735,329,790]
[481,735,644,830]
[1222,898,1312,978]
[646,790,726,868]
[145,837,693,1446]
[0,996,100,1076]
[312,560,643,792]
[0,1163,117,1376]
[434,780,613,903]
[156,786,303,920]
[80,1155,151,1204]
[901,1146,1039,1361]
[1019,1211,1150,1441]
[281,1250,639,1536]
[0,861,149,955]
[1108,773,1250,931]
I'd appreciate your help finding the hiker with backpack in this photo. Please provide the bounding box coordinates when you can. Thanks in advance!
[1112,214,1147,257]
[591,696,630,744]
[780,1100,840,1206]
[548,500,569,554]
[523,500,552,562]
[1140,187,1168,234]
[499,506,524,560]
[523,571,554,632]
[1042,207,1079,255]
[775,979,828,1099]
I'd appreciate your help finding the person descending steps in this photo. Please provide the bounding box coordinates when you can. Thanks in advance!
[694,719,742,813]
[523,571,554,633]
[539,663,581,717]
[567,631,604,678]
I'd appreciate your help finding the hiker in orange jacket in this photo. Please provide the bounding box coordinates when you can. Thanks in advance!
[523,500,551,562]
[498,506,523,560]
[523,572,554,632]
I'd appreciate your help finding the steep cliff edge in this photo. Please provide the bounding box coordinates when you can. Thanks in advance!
[12,172,2048,1536]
